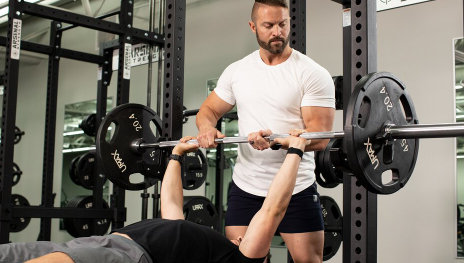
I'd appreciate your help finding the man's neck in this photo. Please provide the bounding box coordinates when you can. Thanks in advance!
[259,46,292,66]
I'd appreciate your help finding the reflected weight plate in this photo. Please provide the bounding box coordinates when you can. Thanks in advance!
[76,151,107,190]
[96,103,166,190]
[69,155,81,186]
[345,72,419,194]
[320,196,343,261]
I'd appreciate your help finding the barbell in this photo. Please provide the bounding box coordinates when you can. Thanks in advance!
[96,72,464,194]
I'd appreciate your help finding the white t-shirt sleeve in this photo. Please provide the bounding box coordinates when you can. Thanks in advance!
[301,67,335,108]
[213,64,236,106]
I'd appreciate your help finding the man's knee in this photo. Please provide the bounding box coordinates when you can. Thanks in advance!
[289,250,322,263]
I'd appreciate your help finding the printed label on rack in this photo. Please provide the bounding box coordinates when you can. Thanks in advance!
[377,0,432,11]
[112,44,163,71]
[123,43,132,79]
[11,19,22,60]
[342,9,351,27]
[97,67,102,80]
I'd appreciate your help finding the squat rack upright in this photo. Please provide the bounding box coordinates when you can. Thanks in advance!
[290,1,377,262]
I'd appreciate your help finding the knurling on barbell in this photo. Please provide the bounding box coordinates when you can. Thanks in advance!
[96,72,464,194]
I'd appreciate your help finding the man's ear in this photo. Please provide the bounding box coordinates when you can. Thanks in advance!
[249,20,256,33]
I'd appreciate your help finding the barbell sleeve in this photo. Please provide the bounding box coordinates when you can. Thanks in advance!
[386,123,464,139]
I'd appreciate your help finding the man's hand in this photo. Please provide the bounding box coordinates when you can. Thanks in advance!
[272,129,310,151]
[248,129,272,151]
[172,136,200,155]
[197,127,226,148]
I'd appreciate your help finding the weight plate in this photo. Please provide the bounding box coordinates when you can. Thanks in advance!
[315,139,342,188]
[183,196,218,230]
[69,155,82,186]
[14,126,25,144]
[10,194,31,232]
[63,196,111,238]
[345,72,419,194]
[76,151,107,190]
[182,150,207,190]
[320,195,343,261]
[333,76,344,110]
[96,103,166,190]
[11,162,22,186]
[79,113,97,137]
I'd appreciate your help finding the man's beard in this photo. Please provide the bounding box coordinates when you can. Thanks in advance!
[255,30,289,54]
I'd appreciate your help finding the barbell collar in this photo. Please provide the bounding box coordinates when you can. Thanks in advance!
[387,123,464,139]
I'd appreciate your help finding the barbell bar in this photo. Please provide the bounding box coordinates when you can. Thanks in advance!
[95,72,463,194]
[135,123,464,150]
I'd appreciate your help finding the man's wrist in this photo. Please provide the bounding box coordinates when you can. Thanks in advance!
[287,147,304,158]
[169,154,184,164]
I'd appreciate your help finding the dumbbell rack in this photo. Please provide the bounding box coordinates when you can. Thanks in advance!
[0,0,185,243]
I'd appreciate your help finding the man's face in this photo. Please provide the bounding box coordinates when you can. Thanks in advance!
[251,5,290,54]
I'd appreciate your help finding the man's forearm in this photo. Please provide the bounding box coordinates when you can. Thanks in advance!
[196,106,220,131]
[261,153,302,216]
[160,159,184,219]
[304,138,330,152]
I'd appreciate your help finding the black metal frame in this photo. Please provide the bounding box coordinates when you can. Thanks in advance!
[289,1,379,262]
[0,0,184,243]
[341,1,378,263]
[289,0,306,54]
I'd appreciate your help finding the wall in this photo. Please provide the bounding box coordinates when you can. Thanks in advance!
[3,0,463,262]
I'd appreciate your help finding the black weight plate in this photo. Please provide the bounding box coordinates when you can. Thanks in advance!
[182,150,207,190]
[345,72,419,194]
[320,196,343,261]
[10,194,31,232]
[14,126,25,144]
[323,139,344,184]
[79,113,97,137]
[183,196,218,230]
[63,196,111,238]
[315,139,342,188]
[333,76,344,110]
[69,155,82,186]
[76,151,107,190]
[96,103,166,190]
[11,162,22,186]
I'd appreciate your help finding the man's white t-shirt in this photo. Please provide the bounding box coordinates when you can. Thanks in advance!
[214,49,335,196]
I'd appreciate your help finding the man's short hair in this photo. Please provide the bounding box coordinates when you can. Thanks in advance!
[251,0,289,22]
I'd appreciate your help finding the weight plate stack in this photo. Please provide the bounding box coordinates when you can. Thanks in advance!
[63,196,111,238]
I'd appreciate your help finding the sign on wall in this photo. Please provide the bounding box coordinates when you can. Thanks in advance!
[377,0,433,11]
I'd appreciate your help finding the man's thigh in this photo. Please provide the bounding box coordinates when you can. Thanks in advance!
[0,241,64,263]
[281,231,324,263]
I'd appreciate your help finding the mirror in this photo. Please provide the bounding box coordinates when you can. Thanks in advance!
[60,98,113,233]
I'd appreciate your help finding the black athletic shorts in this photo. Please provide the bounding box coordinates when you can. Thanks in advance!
[225,181,324,233]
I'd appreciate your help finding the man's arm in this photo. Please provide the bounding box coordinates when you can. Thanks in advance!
[160,137,199,220]
[301,106,335,151]
[25,252,74,263]
[196,91,234,148]
[238,135,307,259]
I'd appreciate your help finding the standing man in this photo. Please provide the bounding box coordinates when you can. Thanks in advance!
[196,0,335,262]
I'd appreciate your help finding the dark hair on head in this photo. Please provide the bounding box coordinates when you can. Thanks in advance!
[251,0,289,22]
[255,0,288,8]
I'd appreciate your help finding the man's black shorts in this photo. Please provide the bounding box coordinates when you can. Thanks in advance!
[225,181,324,233]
